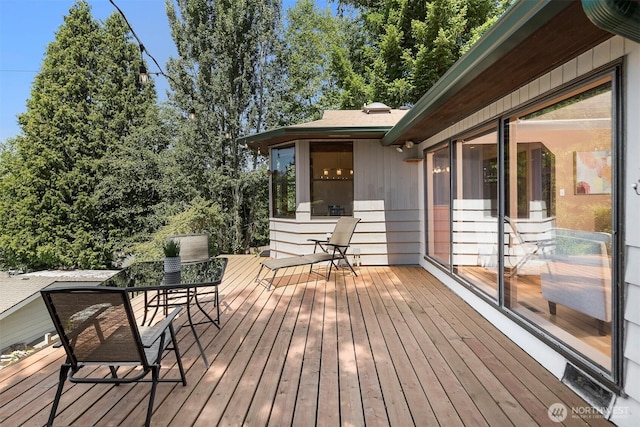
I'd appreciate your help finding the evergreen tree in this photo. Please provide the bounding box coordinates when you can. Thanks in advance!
[165,0,278,254]
[93,14,165,252]
[333,0,513,107]
[271,0,344,126]
[0,1,161,270]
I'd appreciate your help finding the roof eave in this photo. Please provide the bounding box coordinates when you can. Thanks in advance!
[381,0,586,146]
[241,126,393,152]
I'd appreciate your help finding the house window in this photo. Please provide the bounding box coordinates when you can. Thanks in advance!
[452,128,499,299]
[426,145,451,267]
[271,146,296,218]
[425,71,619,379]
[310,142,353,217]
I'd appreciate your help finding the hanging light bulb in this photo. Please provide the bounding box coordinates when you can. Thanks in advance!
[139,64,148,85]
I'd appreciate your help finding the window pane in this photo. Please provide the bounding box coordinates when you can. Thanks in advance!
[506,80,613,371]
[271,146,296,217]
[426,146,451,267]
[310,142,353,216]
[452,130,499,299]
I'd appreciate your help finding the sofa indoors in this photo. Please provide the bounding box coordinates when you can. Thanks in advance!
[539,228,611,335]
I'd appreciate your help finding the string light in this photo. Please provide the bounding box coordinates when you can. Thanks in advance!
[109,0,171,84]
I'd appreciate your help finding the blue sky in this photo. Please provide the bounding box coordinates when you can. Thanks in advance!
[0,0,182,142]
[0,0,316,143]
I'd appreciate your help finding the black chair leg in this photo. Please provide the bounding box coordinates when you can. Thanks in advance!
[47,364,70,427]
[145,366,160,427]
[170,324,187,385]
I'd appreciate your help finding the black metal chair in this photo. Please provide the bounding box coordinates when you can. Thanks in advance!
[40,286,187,427]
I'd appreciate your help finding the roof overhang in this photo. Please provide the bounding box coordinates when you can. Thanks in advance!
[239,125,393,153]
[382,0,614,146]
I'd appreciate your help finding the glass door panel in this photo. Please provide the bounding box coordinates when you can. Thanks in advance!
[452,130,499,299]
[426,146,451,267]
[505,80,613,372]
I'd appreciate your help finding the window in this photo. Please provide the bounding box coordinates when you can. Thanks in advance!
[424,72,619,379]
[426,145,451,267]
[452,129,499,298]
[271,146,295,218]
[506,78,614,372]
[310,142,353,216]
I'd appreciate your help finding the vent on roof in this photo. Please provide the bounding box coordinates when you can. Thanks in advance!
[363,102,391,114]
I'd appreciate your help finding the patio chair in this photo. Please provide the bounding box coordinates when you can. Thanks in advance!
[255,217,361,289]
[40,286,187,427]
[168,233,210,263]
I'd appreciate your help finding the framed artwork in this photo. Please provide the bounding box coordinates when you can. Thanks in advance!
[574,151,612,195]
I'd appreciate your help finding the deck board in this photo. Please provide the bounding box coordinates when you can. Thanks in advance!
[0,255,614,426]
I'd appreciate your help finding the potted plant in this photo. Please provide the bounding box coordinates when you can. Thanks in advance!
[163,239,181,277]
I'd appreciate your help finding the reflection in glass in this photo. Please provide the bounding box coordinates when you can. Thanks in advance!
[506,80,613,371]
[452,130,499,299]
[271,146,296,217]
[426,146,451,267]
[310,142,353,216]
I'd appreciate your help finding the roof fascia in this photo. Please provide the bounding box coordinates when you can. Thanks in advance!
[240,125,393,149]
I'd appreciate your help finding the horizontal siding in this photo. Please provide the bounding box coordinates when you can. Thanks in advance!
[0,299,52,351]
[269,207,421,265]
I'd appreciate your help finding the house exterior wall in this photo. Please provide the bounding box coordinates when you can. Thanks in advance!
[0,280,105,352]
[268,138,421,265]
[0,297,51,352]
[416,36,639,425]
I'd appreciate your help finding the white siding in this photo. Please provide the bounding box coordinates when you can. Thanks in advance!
[269,139,421,265]
[0,297,51,351]
[617,37,640,426]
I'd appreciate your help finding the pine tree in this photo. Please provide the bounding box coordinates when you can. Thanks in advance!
[0,1,162,269]
[332,0,513,107]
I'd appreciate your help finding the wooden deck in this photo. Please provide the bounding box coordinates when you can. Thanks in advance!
[0,255,613,426]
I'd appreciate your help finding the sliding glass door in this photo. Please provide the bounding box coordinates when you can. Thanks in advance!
[424,71,618,377]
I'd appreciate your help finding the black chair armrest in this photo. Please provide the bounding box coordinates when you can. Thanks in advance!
[308,238,330,253]
[327,243,349,249]
[142,307,182,348]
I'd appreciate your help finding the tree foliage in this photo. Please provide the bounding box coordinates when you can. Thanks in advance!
[164,0,276,254]
[0,1,162,270]
[332,0,512,107]
[0,0,512,271]
[269,0,346,126]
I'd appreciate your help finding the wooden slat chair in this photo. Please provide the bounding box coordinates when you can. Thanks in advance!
[40,287,187,427]
[255,217,361,290]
